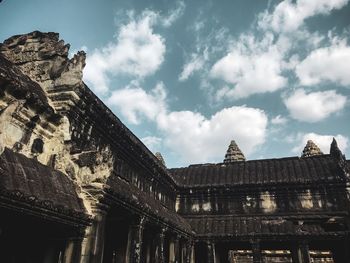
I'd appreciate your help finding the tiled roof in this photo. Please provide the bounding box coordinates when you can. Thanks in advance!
[106,175,193,235]
[0,148,89,225]
[186,215,346,238]
[169,155,346,188]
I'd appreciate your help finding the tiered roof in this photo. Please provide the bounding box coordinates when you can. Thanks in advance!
[0,148,90,225]
[224,140,246,163]
[170,155,346,188]
[302,140,323,157]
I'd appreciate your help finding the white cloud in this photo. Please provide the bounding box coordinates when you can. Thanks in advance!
[110,81,268,164]
[107,81,167,124]
[161,1,185,27]
[284,89,347,122]
[210,34,287,99]
[271,115,288,125]
[259,0,349,33]
[292,132,349,154]
[296,41,350,86]
[179,54,205,81]
[185,0,349,102]
[83,11,166,94]
[141,136,162,152]
[156,106,268,164]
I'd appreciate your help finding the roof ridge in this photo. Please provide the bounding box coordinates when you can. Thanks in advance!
[169,154,333,170]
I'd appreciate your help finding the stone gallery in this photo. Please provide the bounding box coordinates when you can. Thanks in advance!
[0,31,349,263]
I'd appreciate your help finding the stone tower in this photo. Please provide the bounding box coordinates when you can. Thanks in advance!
[223,140,246,163]
[155,152,166,167]
[301,140,323,157]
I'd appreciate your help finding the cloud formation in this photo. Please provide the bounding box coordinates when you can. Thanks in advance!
[271,115,288,125]
[179,53,205,81]
[210,34,287,99]
[107,81,166,124]
[83,3,188,95]
[141,136,162,152]
[296,40,350,86]
[84,11,165,94]
[109,82,268,165]
[259,0,349,32]
[203,0,349,101]
[161,1,185,27]
[80,0,349,165]
[157,106,268,164]
[284,89,347,122]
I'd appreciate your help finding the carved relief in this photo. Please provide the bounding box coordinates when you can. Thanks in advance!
[260,191,277,213]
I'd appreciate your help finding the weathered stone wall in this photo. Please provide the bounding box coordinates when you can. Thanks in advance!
[176,187,348,215]
[0,31,177,214]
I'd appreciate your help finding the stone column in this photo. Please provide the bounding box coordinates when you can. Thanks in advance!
[207,241,215,263]
[174,235,180,263]
[291,245,302,263]
[300,241,311,263]
[126,216,145,263]
[62,237,83,263]
[185,240,194,263]
[251,240,262,263]
[80,205,108,263]
[155,228,165,263]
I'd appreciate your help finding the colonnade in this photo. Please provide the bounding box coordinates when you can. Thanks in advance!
[197,238,349,263]
[59,200,349,263]
[125,216,193,263]
[69,201,194,263]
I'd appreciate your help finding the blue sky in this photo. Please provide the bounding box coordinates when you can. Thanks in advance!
[1,0,350,167]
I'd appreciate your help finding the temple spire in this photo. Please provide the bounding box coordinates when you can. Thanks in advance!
[223,140,245,163]
[301,140,323,157]
[155,152,166,167]
[330,137,345,160]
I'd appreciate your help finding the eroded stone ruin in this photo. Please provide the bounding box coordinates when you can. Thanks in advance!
[0,31,349,263]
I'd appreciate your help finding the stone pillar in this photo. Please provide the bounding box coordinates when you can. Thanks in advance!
[185,240,194,263]
[207,241,215,263]
[291,244,302,263]
[80,205,108,263]
[251,240,262,263]
[183,240,192,263]
[62,237,83,263]
[174,236,180,263]
[126,216,145,263]
[300,241,311,263]
[144,238,152,263]
[155,228,165,263]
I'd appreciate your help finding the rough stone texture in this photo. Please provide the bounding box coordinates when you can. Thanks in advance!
[223,140,246,163]
[302,140,323,157]
[155,152,166,167]
[0,31,187,236]
[0,31,79,90]
[0,147,89,224]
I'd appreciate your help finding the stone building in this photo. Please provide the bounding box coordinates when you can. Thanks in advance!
[0,32,349,263]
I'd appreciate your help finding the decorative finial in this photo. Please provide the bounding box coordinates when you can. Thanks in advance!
[301,140,323,157]
[155,152,166,167]
[223,140,245,163]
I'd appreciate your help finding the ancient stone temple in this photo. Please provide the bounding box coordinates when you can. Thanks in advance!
[0,31,349,263]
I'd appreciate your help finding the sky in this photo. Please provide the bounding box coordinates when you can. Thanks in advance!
[1,0,350,168]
